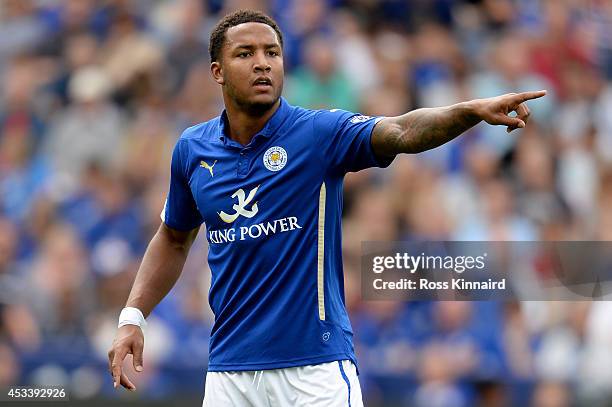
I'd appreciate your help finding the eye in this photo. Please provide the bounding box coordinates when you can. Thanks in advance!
[238,51,252,58]
[267,50,279,57]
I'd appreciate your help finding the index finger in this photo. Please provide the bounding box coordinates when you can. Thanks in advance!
[513,90,547,103]
[111,347,129,388]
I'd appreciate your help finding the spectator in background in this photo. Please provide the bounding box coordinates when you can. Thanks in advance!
[0,343,21,388]
[413,344,468,407]
[44,66,123,189]
[333,10,381,97]
[27,223,92,337]
[532,381,572,407]
[119,100,175,197]
[0,218,18,276]
[50,31,100,106]
[470,33,554,157]
[99,10,163,104]
[286,34,358,110]
[0,217,40,351]
[0,57,50,225]
[0,0,48,63]
[278,0,330,69]
[440,144,500,231]
[455,178,538,241]
[158,0,211,94]
[367,30,413,110]
[344,186,399,255]
[36,0,100,59]
[412,22,463,108]
[596,171,612,240]
[174,61,224,125]
[85,170,144,265]
[0,57,46,146]
[513,129,571,233]
[398,165,453,239]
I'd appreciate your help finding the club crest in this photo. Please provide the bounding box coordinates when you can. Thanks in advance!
[263,146,287,172]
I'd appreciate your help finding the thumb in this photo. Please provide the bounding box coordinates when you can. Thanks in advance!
[132,341,144,372]
[496,114,526,129]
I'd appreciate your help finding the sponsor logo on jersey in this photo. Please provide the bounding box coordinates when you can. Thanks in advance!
[210,184,302,243]
[218,185,260,223]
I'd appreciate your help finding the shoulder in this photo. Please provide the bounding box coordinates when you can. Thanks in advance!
[289,105,354,125]
[310,108,369,133]
[172,117,221,164]
[178,116,221,142]
[283,106,368,140]
[280,102,317,124]
[313,107,370,123]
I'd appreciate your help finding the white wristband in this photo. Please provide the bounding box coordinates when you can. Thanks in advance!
[118,307,147,330]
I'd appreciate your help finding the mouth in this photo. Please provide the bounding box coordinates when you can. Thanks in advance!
[252,77,273,89]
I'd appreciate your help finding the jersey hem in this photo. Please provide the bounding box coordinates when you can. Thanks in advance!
[207,352,356,373]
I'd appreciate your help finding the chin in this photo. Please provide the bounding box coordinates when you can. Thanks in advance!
[243,93,280,114]
[252,92,278,104]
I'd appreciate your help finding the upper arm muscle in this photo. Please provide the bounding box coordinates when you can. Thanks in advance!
[158,222,200,251]
[371,117,404,160]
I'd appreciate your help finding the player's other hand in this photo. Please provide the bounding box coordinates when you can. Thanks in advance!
[108,325,144,391]
[474,90,547,133]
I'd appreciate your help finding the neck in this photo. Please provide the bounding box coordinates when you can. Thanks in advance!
[224,97,281,146]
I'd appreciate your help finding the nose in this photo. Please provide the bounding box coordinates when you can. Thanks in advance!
[253,52,271,73]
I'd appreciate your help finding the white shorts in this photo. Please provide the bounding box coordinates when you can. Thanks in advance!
[202,360,363,407]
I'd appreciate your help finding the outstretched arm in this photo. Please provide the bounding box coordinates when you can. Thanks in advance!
[371,90,547,159]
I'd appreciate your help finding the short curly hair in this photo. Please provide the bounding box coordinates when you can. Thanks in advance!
[209,10,283,63]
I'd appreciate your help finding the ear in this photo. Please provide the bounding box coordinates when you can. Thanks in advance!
[211,61,224,85]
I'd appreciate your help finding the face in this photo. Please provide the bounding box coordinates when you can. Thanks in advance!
[211,22,284,114]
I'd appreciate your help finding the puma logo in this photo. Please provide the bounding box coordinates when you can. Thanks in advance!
[200,160,217,177]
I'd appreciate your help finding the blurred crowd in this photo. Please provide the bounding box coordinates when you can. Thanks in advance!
[0,0,611,405]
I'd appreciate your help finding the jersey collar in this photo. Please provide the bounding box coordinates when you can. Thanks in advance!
[218,97,289,147]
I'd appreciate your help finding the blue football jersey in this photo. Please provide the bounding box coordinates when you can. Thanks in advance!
[162,97,393,372]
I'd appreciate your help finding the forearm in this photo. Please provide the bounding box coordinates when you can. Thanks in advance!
[125,224,198,317]
[372,100,482,157]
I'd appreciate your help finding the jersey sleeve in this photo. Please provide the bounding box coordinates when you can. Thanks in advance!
[160,139,204,231]
[313,109,394,174]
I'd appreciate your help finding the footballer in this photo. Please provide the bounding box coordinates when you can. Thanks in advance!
[108,9,546,406]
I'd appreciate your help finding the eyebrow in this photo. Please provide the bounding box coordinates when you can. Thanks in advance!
[233,43,280,50]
